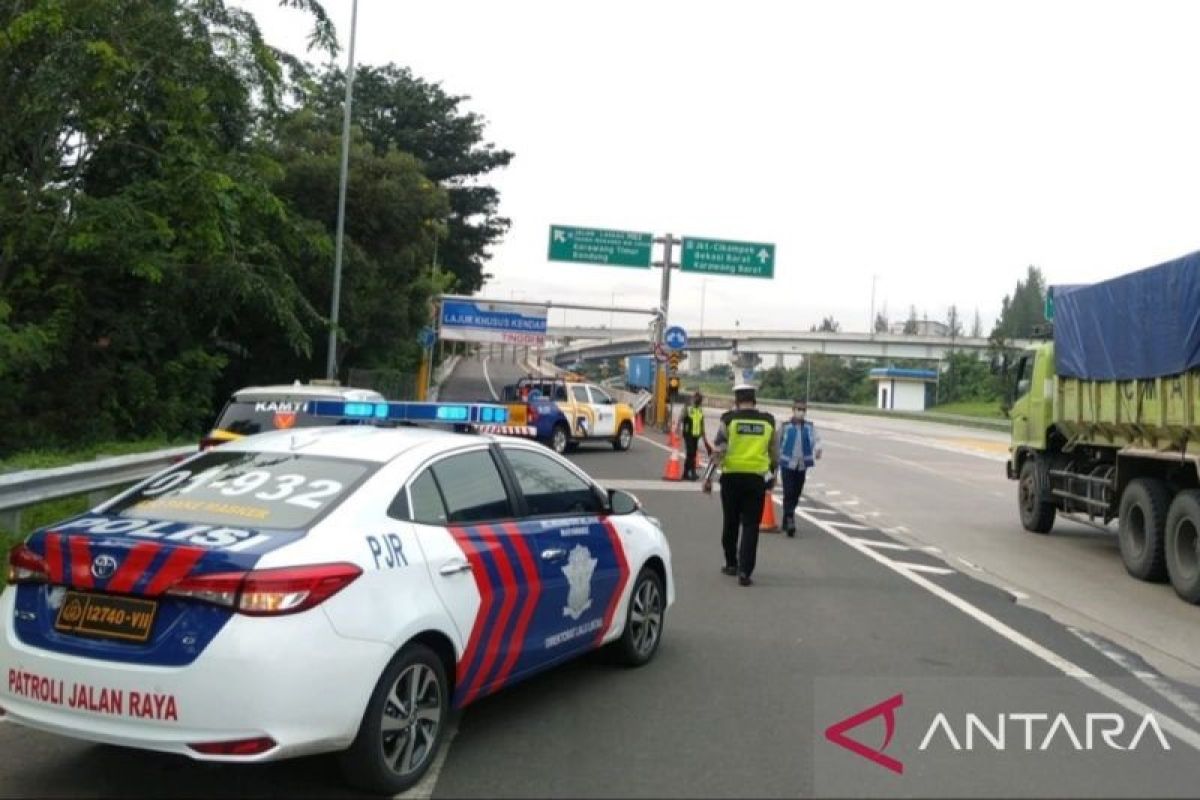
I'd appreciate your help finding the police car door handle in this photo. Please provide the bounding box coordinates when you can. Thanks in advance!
[541,548,567,562]
[439,559,472,576]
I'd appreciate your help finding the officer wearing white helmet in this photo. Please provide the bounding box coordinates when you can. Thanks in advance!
[702,382,780,586]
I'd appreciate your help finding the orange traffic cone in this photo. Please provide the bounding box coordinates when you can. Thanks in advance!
[634,414,644,435]
[662,451,683,481]
[759,495,779,533]
[668,427,680,449]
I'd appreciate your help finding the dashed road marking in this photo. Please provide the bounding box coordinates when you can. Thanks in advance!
[896,562,955,576]
[793,506,1200,754]
[1070,628,1200,727]
[851,537,910,550]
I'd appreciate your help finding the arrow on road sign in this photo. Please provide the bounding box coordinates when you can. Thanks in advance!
[757,248,769,264]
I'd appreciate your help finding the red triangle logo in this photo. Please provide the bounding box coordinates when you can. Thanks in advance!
[824,693,905,774]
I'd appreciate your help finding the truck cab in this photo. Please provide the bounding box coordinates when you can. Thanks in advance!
[1008,342,1054,458]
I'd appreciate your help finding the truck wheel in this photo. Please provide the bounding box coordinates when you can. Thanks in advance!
[1018,460,1055,533]
[549,423,570,455]
[1117,478,1170,582]
[612,422,633,451]
[1165,490,1200,603]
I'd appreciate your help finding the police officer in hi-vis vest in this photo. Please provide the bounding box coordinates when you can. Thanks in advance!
[678,391,710,481]
[702,383,780,586]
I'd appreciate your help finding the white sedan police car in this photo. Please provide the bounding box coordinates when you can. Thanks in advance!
[1,401,673,795]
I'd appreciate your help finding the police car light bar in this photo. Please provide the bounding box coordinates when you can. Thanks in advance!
[309,400,510,425]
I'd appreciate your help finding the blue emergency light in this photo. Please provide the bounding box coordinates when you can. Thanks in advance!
[310,400,509,426]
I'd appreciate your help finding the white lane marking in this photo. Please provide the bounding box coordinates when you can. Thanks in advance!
[824,490,843,496]
[839,499,861,506]
[798,507,839,515]
[827,522,873,532]
[1070,628,1200,727]
[481,357,499,401]
[603,479,707,493]
[1003,586,1031,601]
[852,537,910,550]
[896,562,956,576]
[922,545,942,554]
[957,556,983,572]
[400,719,458,799]
[636,434,678,455]
[793,506,1200,753]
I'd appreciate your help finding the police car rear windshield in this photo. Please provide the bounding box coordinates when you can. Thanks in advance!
[104,450,374,530]
[214,399,361,436]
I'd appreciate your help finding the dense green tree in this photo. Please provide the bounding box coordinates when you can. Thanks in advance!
[0,1,511,454]
[990,265,1047,341]
[308,64,513,293]
[0,0,333,449]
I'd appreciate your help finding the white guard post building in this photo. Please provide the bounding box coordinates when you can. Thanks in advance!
[869,367,938,411]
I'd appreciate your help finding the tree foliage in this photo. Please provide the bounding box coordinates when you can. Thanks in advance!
[0,1,510,453]
[990,266,1047,342]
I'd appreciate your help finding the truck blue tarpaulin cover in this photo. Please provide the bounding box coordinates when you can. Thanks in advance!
[1054,251,1200,380]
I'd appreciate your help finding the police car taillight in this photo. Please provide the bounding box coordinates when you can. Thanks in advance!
[164,563,362,616]
[164,572,243,609]
[188,736,277,756]
[237,563,362,615]
[7,544,49,585]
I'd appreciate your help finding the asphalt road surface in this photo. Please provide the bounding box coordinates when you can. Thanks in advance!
[3,377,1200,798]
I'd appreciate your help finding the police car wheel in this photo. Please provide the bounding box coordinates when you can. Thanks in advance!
[613,567,665,667]
[550,424,570,455]
[613,422,633,451]
[340,642,448,795]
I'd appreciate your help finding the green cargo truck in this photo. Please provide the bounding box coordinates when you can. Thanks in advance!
[1006,254,1200,604]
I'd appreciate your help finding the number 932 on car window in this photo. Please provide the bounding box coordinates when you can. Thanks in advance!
[105,451,371,530]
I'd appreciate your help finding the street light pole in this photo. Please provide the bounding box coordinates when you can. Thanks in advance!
[869,273,878,337]
[325,0,359,380]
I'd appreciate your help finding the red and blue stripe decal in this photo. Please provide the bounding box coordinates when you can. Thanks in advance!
[448,518,630,708]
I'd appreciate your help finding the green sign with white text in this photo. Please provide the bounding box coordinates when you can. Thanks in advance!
[548,225,653,268]
[680,237,775,279]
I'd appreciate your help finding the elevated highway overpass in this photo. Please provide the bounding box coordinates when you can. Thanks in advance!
[549,330,1031,365]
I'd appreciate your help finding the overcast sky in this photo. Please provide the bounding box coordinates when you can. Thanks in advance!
[238,0,1200,334]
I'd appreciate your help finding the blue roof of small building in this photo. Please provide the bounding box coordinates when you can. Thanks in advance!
[869,367,938,381]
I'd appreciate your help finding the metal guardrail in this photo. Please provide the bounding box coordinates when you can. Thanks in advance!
[0,446,194,533]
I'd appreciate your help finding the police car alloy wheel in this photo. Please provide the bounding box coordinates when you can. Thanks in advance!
[551,424,569,455]
[613,422,633,451]
[340,642,449,795]
[613,567,665,666]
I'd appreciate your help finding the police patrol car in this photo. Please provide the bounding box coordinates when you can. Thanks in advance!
[1,401,673,795]
[201,381,386,449]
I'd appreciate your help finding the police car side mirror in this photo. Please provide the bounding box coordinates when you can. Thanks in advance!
[607,489,640,515]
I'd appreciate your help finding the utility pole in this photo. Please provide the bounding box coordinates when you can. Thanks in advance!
[869,274,878,337]
[325,0,359,380]
[652,233,678,429]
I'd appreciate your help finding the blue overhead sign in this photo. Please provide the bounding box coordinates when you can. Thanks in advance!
[664,326,688,350]
[418,326,437,348]
[439,299,547,346]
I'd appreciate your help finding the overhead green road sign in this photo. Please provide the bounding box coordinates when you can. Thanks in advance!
[680,236,775,279]
[548,225,653,268]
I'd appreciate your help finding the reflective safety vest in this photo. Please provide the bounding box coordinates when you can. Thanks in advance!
[722,410,775,474]
[686,406,705,437]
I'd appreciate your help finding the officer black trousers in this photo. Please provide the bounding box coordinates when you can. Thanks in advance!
[683,434,700,479]
[720,473,767,577]
[781,466,808,528]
